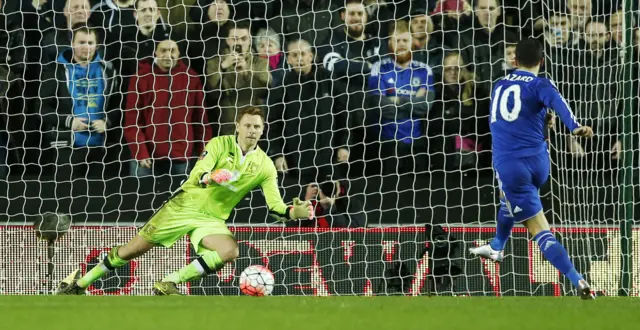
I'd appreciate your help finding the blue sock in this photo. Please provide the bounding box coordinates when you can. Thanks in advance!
[489,208,513,251]
[534,230,584,287]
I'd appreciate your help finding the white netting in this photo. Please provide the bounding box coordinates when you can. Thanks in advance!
[0,0,637,296]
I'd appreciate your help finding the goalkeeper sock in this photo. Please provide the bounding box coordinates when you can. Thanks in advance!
[534,230,584,287]
[489,208,513,251]
[77,246,129,289]
[162,250,225,284]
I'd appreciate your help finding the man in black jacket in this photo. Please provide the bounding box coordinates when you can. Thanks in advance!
[40,0,94,66]
[316,0,382,175]
[36,24,121,179]
[317,0,381,90]
[267,38,350,187]
[448,0,518,87]
[106,0,171,76]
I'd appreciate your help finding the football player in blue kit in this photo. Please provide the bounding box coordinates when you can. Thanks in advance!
[469,38,595,299]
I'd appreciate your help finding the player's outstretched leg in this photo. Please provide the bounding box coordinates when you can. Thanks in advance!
[524,212,595,300]
[57,235,155,295]
[153,234,238,296]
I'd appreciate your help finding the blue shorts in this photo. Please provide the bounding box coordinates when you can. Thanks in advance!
[494,152,550,223]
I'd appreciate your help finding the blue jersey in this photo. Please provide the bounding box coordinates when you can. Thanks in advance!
[490,70,580,164]
[368,58,434,142]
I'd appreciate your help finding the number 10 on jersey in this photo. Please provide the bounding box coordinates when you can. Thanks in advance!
[491,85,522,123]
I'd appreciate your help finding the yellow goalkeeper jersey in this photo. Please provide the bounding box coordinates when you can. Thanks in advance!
[169,135,289,221]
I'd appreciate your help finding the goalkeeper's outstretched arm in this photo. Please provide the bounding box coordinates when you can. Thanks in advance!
[261,161,314,221]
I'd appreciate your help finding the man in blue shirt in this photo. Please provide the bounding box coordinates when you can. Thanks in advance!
[469,38,595,299]
[38,24,120,178]
[367,21,434,176]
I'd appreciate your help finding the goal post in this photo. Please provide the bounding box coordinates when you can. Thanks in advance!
[618,0,635,297]
[0,0,637,297]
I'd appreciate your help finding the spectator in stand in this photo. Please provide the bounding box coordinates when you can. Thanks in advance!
[0,2,23,76]
[62,0,92,37]
[542,9,581,50]
[298,177,365,228]
[254,28,287,87]
[41,0,93,64]
[267,38,349,185]
[431,0,472,20]
[608,10,623,47]
[19,0,54,25]
[18,0,55,74]
[88,0,157,149]
[566,0,592,32]
[90,0,136,36]
[115,0,171,71]
[8,1,51,172]
[90,0,169,68]
[431,0,472,43]
[206,21,271,136]
[451,0,518,86]
[362,0,397,40]
[429,52,491,172]
[539,9,580,96]
[318,0,380,84]
[273,0,340,49]
[317,0,381,175]
[36,24,121,178]
[367,21,434,176]
[409,8,444,81]
[410,8,435,51]
[105,0,171,141]
[124,39,212,177]
[569,19,621,165]
[502,42,517,72]
[89,0,140,72]
[187,0,230,76]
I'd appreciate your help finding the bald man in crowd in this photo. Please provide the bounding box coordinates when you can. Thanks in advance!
[124,39,212,178]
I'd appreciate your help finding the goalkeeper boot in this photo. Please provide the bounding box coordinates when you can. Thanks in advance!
[578,280,595,300]
[56,269,86,295]
[153,281,183,296]
[469,244,504,263]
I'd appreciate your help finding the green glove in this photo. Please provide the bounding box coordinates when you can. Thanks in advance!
[290,198,313,220]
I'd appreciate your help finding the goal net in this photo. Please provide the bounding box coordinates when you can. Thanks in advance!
[0,0,637,296]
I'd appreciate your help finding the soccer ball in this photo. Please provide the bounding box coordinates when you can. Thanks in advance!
[239,265,275,296]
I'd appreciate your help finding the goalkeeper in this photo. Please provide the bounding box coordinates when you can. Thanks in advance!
[57,107,314,295]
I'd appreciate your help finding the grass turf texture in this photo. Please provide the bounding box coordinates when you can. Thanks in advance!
[2,296,638,330]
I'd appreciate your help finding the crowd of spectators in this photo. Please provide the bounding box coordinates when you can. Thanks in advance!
[0,0,634,227]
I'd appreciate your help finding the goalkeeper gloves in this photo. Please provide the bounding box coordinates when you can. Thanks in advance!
[290,197,314,220]
[200,169,234,185]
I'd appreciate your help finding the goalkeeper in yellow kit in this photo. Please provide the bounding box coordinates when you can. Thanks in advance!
[57,107,314,295]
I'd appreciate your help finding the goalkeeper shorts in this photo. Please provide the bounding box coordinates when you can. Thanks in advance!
[139,198,233,255]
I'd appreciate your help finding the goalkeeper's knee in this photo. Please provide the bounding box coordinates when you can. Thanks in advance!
[195,249,234,274]
[103,246,130,270]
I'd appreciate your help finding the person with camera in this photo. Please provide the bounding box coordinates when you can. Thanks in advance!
[294,177,365,228]
[206,20,271,136]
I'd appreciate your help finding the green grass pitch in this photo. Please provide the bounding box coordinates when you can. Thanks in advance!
[2,296,639,330]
